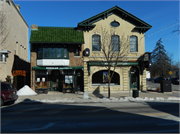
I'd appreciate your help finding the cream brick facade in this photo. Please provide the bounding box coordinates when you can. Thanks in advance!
[0,0,29,82]
[80,7,151,93]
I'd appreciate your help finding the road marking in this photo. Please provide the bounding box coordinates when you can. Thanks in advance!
[13,122,56,131]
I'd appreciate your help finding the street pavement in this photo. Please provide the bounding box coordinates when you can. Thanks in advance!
[13,89,180,105]
[5,80,179,105]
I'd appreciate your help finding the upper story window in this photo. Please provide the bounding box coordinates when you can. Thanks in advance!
[111,35,119,51]
[50,46,56,58]
[0,54,3,61]
[37,45,69,59]
[92,34,101,51]
[38,48,43,58]
[44,47,49,58]
[110,21,120,27]
[74,47,80,56]
[130,36,138,52]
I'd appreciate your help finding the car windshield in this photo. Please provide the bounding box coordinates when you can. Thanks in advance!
[1,84,8,91]
[6,84,15,90]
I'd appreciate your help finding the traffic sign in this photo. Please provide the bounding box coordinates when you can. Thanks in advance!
[169,71,172,75]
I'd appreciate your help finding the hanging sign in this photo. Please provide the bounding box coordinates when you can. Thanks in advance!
[13,70,26,77]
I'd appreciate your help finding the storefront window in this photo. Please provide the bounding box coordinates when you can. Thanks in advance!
[35,70,50,89]
[92,70,120,85]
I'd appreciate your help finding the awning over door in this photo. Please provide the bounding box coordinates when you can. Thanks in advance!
[32,66,83,70]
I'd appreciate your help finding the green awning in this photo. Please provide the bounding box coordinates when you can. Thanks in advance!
[32,66,83,70]
[88,62,139,66]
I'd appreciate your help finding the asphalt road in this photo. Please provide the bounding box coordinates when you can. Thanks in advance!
[1,102,179,133]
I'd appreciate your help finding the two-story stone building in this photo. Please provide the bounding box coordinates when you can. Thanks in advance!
[77,6,152,93]
[30,25,84,93]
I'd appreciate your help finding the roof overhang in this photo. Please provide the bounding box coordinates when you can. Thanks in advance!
[78,6,152,33]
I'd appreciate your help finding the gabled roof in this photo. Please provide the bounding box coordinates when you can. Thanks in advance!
[30,27,84,44]
[78,5,152,33]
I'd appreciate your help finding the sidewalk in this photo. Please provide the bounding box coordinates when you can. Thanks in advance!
[15,90,180,104]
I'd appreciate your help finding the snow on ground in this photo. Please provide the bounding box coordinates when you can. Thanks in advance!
[17,85,37,96]
[15,96,180,104]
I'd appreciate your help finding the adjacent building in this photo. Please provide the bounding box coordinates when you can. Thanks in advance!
[0,0,29,89]
[30,25,84,93]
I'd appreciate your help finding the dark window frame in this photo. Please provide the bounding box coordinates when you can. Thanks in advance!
[92,34,101,51]
[130,36,138,52]
[111,35,120,52]
[74,47,80,56]
[92,70,120,85]
[37,44,69,59]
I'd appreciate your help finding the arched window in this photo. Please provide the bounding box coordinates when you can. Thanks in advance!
[111,35,119,51]
[130,36,138,52]
[92,34,101,51]
[92,70,120,85]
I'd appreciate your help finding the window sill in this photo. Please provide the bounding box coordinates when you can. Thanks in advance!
[128,52,139,54]
[92,83,120,86]
[91,51,102,53]
[0,61,6,64]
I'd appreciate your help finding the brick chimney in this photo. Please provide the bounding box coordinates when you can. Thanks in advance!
[15,4,20,11]
[31,24,38,30]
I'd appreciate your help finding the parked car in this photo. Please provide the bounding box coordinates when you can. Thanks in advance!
[1,82,18,106]
[153,77,168,83]
[169,78,179,85]
[147,78,155,82]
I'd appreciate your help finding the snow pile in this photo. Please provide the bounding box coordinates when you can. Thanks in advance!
[15,96,180,104]
[17,85,37,96]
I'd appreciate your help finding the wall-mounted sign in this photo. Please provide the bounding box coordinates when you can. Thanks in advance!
[13,70,26,77]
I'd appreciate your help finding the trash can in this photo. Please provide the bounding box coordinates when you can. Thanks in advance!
[161,80,172,93]
[132,89,139,98]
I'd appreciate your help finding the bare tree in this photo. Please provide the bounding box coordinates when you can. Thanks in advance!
[0,5,9,49]
[93,27,129,98]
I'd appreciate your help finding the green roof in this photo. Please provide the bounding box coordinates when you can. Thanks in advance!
[30,27,84,44]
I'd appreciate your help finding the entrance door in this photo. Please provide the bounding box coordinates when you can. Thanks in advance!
[130,66,139,90]
[51,70,60,91]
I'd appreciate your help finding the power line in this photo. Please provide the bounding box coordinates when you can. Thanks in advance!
[145,22,179,38]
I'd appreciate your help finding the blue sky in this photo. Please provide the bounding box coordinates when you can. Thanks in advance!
[14,0,179,64]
